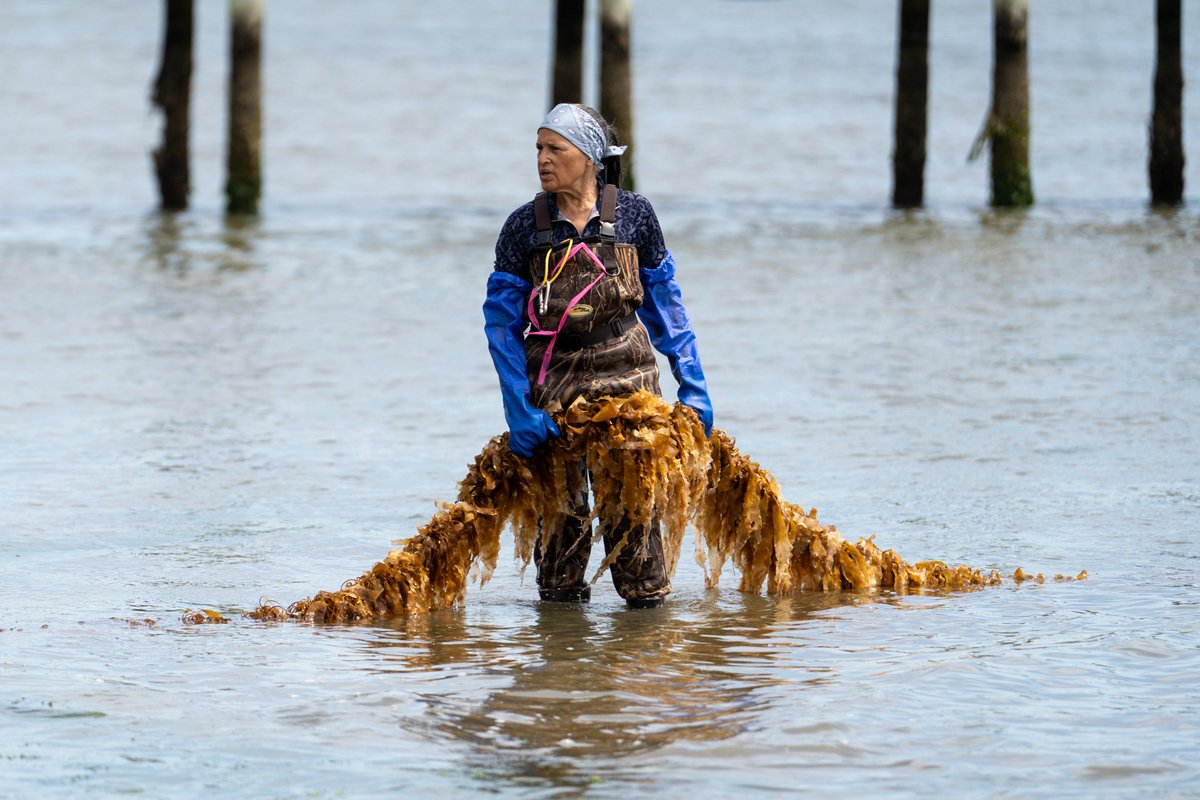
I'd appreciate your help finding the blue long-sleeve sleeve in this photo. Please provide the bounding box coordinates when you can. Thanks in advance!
[483,270,560,457]
[636,249,713,435]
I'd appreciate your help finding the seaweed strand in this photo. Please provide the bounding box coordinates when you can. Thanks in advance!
[248,391,1084,623]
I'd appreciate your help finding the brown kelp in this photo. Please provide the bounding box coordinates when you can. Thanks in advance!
[248,391,1083,623]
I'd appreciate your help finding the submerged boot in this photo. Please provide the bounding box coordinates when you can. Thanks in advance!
[538,586,592,603]
[625,595,665,609]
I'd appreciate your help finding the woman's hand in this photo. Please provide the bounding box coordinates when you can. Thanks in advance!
[508,407,560,458]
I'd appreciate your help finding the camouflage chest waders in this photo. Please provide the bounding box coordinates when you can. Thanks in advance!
[524,186,669,607]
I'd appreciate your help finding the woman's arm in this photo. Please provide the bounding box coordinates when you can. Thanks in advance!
[484,214,560,457]
[636,244,714,435]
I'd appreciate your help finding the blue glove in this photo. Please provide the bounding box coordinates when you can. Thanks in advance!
[636,250,714,435]
[483,271,561,457]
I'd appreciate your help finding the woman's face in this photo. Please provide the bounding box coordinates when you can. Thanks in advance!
[536,129,594,195]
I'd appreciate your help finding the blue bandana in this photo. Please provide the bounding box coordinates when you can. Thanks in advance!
[538,104,627,167]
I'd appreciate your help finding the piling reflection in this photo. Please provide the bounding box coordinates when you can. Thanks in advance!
[139,211,264,277]
[142,211,191,275]
[220,213,261,271]
[976,206,1031,235]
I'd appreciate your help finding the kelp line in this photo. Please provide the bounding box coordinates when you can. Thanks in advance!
[245,391,1084,624]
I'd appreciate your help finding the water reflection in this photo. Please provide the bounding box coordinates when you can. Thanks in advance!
[975,207,1032,235]
[140,211,264,276]
[355,592,860,792]
[220,213,261,272]
[143,211,191,275]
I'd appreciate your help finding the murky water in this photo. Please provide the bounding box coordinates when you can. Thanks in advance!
[3,1,1199,797]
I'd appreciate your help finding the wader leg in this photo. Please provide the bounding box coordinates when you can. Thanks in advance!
[600,515,670,607]
[535,463,593,602]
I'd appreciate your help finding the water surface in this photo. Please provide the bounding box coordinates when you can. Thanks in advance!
[2,2,1199,798]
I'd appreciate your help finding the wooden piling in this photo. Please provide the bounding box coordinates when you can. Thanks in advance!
[552,0,586,106]
[891,0,931,209]
[226,0,263,215]
[151,0,194,212]
[600,0,635,190]
[987,0,1033,207]
[1150,0,1184,206]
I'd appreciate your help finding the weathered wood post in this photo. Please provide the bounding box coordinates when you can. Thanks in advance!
[151,0,194,211]
[552,0,586,106]
[600,0,635,190]
[226,0,263,215]
[1149,0,1184,206]
[986,0,1033,207]
[891,0,931,208]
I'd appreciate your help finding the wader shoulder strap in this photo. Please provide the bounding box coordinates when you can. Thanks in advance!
[599,184,617,242]
[597,184,621,274]
[533,192,553,246]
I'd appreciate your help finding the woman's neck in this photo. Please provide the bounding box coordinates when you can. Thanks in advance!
[555,182,598,235]
[555,182,597,216]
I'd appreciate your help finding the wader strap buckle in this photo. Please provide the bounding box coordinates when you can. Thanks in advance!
[557,312,640,350]
[598,184,620,273]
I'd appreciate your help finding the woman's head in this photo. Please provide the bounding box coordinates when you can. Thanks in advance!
[537,104,626,190]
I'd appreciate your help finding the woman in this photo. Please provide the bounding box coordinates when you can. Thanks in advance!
[483,103,712,608]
